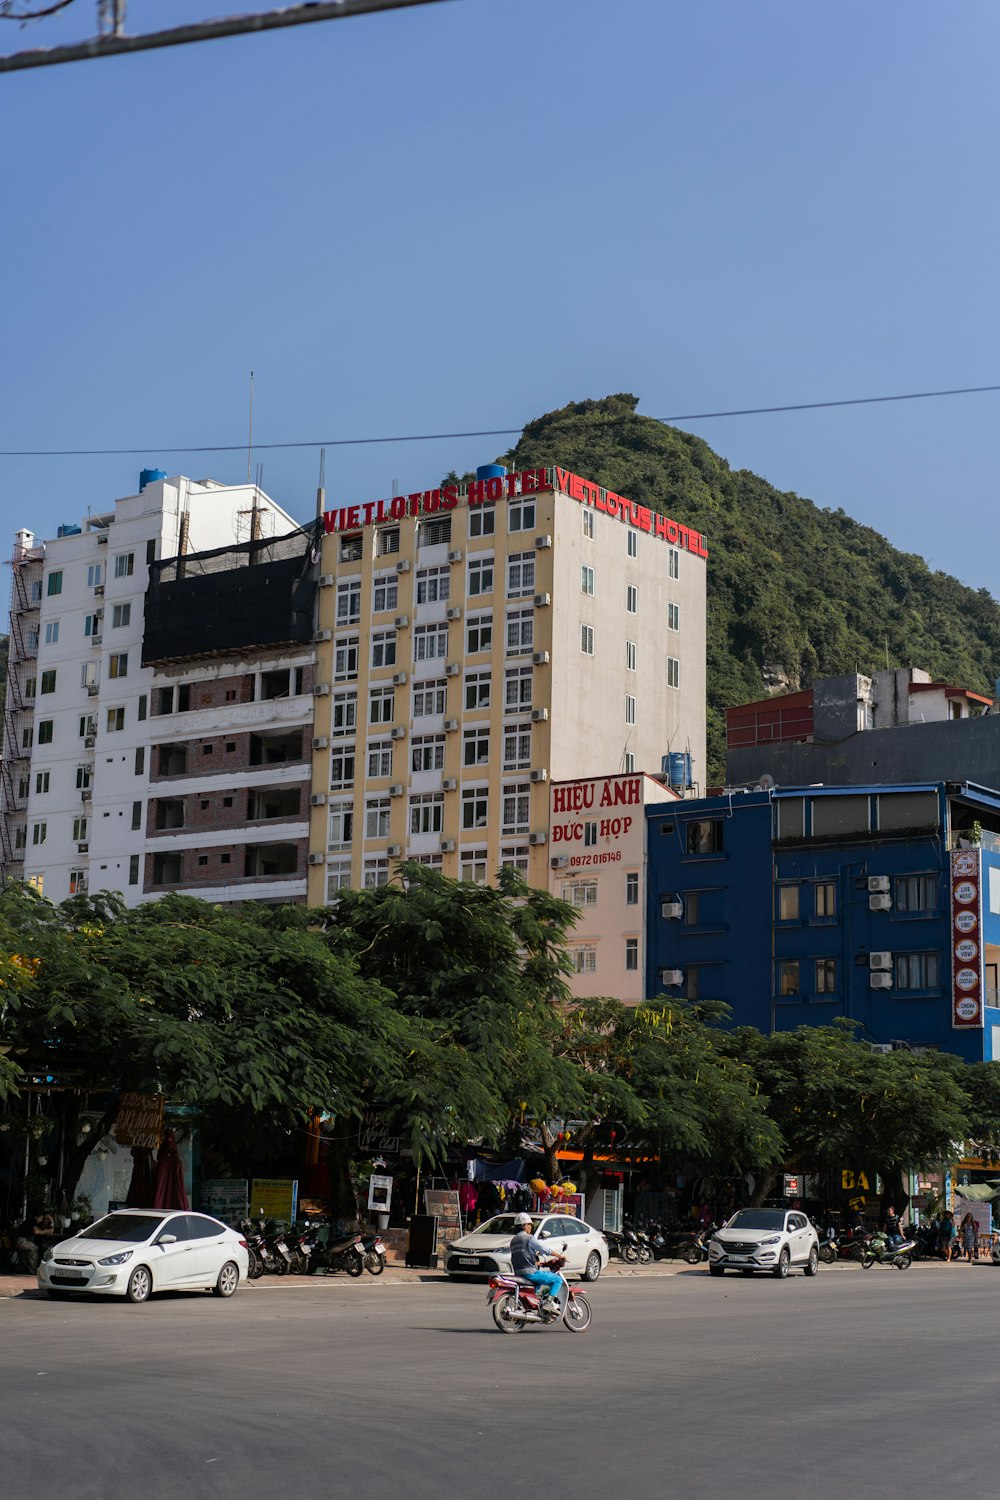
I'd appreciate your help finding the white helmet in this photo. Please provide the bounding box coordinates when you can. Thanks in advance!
[514,1212,533,1228]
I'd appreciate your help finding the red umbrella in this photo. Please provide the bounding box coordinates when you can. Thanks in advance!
[151,1130,189,1211]
[126,1146,156,1208]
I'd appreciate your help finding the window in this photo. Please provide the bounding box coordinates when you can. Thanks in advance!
[562,880,597,909]
[40,670,56,694]
[583,821,598,847]
[334,635,360,681]
[626,584,637,613]
[35,771,50,794]
[686,820,722,854]
[418,515,452,548]
[625,937,639,971]
[468,556,494,596]
[581,565,594,596]
[365,796,391,839]
[778,886,800,921]
[84,614,100,638]
[463,726,490,767]
[627,529,638,558]
[131,800,142,831]
[668,548,679,579]
[340,534,363,563]
[415,566,450,605]
[467,612,492,654]
[363,856,390,889]
[112,602,131,629]
[502,722,531,771]
[895,875,938,913]
[507,552,535,598]
[331,690,357,736]
[668,602,680,632]
[896,952,940,990]
[73,816,88,841]
[137,693,148,722]
[377,527,400,556]
[581,624,594,656]
[129,855,140,886]
[106,707,125,732]
[583,511,595,539]
[505,607,533,656]
[501,782,530,835]
[414,623,448,661]
[684,892,701,926]
[330,744,355,789]
[460,848,489,884]
[624,752,636,773]
[146,539,156,565]
[816,958,837,994]
[37,719,53,745]
[411,733,446,772]
[369,685,395,725]
[22,727,33,749]
[47,571,63,596]
[462,787,489,830]
[413,679,447,717]
[464,669,491,711]
[777,961,800,996]
[572,947,597,975]
[626,872,639,905]
[328,800,354,849]
[469,507,495,538]
[370,630,396,670]
[373,572,398,613]
[23,675,36,700]
[327,859,352,899]
[336,579,362,625]
[668,658,680,689]
[367,739,393,779]
[815,881,836,917]
[135,747,144,775]
[409,792,444,835]
[109,652,128,679]
[44,621,59,644]
[76,765,91,789]
[626,641,636,672]
[81,662,98,690]
[500,844,529,877]
[114,553,134,578]
[32,822,47,845]
[625,695,636,725]
[508,499,535,532]
[504,665,532,713]
[87,564,103,588]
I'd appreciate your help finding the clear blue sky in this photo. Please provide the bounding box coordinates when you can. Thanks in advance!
[2,0,998,591]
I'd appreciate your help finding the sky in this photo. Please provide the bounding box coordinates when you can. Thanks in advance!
[2,0,998,590]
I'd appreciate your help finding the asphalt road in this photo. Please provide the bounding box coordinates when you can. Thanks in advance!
[2,1265,996,1499]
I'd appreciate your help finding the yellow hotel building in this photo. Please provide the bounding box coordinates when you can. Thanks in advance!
[306,464,707,901]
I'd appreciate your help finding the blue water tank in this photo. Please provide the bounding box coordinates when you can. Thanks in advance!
[56,523,82,538]
[667,751,692,790]
[139,468,167,491]
[476,464,507,481]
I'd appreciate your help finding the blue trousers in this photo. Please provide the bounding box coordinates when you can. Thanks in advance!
[523,1268,562,1304]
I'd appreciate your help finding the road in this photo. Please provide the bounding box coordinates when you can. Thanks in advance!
[1,1265,995,1499]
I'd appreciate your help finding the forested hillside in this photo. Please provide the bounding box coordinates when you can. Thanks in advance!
[501,396,1000,781]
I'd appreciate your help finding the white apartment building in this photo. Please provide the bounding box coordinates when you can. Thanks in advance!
[3,473,296,904]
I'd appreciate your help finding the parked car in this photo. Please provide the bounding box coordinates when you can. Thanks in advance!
[37,1209,249,1304]
[708,1208,820,1279]
[446,1213,608,1281]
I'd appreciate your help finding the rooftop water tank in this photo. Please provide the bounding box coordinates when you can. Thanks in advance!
[476,464,507,481]
[139,468,167,491]
[666,751,692,790]
[56,523,82,538]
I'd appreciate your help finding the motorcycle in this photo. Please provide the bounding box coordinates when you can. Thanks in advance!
[238,1220,266,1280]
[817,1227,839,1265]
[678,1223,718,1265]
[861,1231,914,1270]
[317,1230,366,1277]
[360,1232,388,1276]
[602,1228,630,1263]
[487,1254,592,1333]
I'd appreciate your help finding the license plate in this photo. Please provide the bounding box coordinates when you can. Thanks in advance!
[459,1257,479,1265]
[55,1268,87,1279]
[727,1254,750,1262]
[373,1241,385,1253]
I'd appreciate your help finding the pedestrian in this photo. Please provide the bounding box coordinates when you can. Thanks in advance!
[960,1211,978,1265]
[885,1204,903,1244]
[939,1211,957,1261]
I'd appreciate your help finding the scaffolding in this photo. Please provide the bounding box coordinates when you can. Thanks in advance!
[1,533,44,879]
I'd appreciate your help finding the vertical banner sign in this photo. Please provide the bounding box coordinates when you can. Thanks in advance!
[951,848,985,1029]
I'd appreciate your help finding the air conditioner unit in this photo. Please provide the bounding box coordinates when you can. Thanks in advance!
[392,671,408,686]
[77,841,89,854]
[442,777,458,791]
[870,1042,893,1054]
[84,735,96,749]
[312,736,329,750]
[387,844,402,858]
[318,574,335,588]
[308,852,324,866]
[314,629,333,642]
[93,584,104,596]
[397,559,411,573]
[440,839,456,852]
[389,783,403,797]
[90,632,102,645]
[529,769,548,783]
[81,789,92,802]
[445,664,460,677]
[93,608,104,620]
[660,968,684,987]
[551,855,569,869]
[395,614,409,629]
[390,726,407,741]
[869,952,893,970]
[447,549,463,563]
[531,708,549,723]
[532,651,550,666]
[869,893,893,911]
[868,876,890,893]
[446,607,462,621]
[870,972,894,990]
[661,899,683,920]
[535,535,553,549]
[444,718,459,732]
[533,592,551,607]
[310,793,327,807]
[87,683,99,696]
[313,684,331,697]
[96,534,108,545]
[528,831,547,846]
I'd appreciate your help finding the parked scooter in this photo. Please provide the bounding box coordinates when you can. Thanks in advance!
[678,1223,718,1265]
[360,1232,388,1276]
[317,1230,366,1277]
[861,1230,914,1270]
[817,1226,839,1265]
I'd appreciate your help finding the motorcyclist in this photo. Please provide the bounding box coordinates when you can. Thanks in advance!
[510,1212,563,1312]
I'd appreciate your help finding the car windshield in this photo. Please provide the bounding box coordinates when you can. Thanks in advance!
[725,1210,786,1232]
[477,1215,536,1236]
[78,1213,165,1242]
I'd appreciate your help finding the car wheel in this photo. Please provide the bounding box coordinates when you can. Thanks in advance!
[212,1261,240,1298]
[46,1289,73,1300]
[583,1251,602,1282]
[709,1263,725,1277]
[772,1249,790,1280]
[492,1293,524,1333]
[126,1265,152,1304]
[563,1295,592,1332]
[804,1246,819,1277]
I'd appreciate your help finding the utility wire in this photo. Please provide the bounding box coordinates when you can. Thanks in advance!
[1,381,998,459]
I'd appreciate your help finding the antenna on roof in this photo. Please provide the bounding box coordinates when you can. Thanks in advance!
[316,448,326,520]
[246,369,254,484]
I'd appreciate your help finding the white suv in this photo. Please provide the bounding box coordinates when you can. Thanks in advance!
[708,1208,819,1279]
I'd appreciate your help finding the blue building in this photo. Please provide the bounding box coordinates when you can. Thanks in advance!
[645,781,1000,1062]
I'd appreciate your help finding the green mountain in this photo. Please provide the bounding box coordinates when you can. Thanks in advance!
[500,395,1000,782]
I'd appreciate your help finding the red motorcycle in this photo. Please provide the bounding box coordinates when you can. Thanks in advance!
[487,1255,593,1333]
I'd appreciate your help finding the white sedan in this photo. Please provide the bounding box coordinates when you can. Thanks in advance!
[37,1209,249,1303]
[445,1213,608,1281]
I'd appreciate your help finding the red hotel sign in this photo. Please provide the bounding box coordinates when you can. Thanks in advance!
[322,468,708,559]
[950,848,985,1029]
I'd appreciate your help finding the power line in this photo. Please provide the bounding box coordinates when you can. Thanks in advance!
[1,381,998,459]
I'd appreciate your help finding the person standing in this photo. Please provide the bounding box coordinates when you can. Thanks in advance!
[940,1211,958,1261]
[960,1211,978,1265]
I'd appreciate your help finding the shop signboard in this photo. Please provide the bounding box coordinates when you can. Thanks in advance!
[250,1178,298,1225]
[199,1179,249,1227]
[358,1109,400,1155]
[532,1193,585,1220]
[114,1092,164,1150]
[367,1174,393,1213]
[951,849,985,1029]
[783,1174,801,1198]
[424,1188,462,1260]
